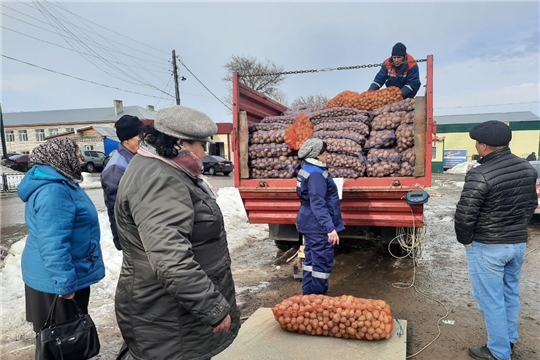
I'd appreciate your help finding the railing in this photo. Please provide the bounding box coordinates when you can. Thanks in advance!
[0,172,25,192]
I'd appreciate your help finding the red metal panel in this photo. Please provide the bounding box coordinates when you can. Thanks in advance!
[241,193,425,227]
[216,123,233,134]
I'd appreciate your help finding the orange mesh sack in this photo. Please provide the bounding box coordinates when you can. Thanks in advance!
[326,87,403,111]
[272,294,394,341]
[284,113,314,150]
[325,90,360,109]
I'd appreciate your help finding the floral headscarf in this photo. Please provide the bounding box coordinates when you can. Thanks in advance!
[29,138,83,182]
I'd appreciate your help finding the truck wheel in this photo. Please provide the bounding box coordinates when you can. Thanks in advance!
[85,162,95,172]
[388,243,406,257]
[380,227,404,256]
[208,167,216,175]
[274,240,298,251]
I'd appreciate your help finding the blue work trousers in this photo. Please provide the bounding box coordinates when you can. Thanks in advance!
[465,242,526,360]
[302,233,334,295]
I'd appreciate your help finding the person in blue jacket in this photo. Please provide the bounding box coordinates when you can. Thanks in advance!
[296,138,345,295]
[368,42,421,99]
[17,138,105,340]
[101,115,143,250]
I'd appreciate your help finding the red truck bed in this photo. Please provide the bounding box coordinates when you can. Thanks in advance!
[232,55,434,228]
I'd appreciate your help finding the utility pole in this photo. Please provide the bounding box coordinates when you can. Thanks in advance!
[172,50,181,105]
[0,103,7,159]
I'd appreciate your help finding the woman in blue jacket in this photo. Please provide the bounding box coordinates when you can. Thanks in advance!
[18,138,105,338]
[296,138,345,295]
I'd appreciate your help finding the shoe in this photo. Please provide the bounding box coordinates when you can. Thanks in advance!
[468,345,497,360]
[510,342,514,355]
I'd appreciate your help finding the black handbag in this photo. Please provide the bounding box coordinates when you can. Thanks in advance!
[35,296,100,360]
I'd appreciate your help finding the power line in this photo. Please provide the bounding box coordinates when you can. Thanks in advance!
[155,67,175,109]
[8,0,228,110]
[436,101,540,109]
[30,0,173,98]
[0,25,170,74]
[16,0,170,57]
[4,3,170,68]
[177,57,232,111]
[1,54,168,99]
[30,0,153,91]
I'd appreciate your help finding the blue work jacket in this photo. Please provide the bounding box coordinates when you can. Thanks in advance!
[296,160,345,234]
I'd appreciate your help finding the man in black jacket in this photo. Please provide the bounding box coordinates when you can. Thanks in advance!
[455,120,538,360]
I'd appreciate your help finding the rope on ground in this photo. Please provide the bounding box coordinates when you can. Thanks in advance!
[389,206,450,359]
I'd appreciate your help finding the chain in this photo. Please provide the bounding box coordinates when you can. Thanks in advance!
[241,59,427,78]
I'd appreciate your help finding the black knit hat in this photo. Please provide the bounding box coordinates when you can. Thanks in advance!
[115,115,143,142]
[469,120,512,146]
[392,42,407,57]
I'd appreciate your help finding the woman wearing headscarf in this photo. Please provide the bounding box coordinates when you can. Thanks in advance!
[17,138,105,340]
[296,138,345,295]
[114,105,240,360]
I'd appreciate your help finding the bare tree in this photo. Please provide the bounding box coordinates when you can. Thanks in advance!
[290,94,329,108]
[222,55,288,108]
[269,89,289,107]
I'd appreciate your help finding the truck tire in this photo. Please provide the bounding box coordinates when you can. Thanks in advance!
[85,162,95,172]
[274,240,299,251]
[380,227,405,256]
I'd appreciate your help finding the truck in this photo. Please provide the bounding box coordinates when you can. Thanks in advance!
[231,55,435,254]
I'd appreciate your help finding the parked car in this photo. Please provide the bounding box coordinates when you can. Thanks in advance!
[529,161,540,214]
[2,152,21,159]
[82,150,106,172]
[1,154,32,172]
[203,155,233,176]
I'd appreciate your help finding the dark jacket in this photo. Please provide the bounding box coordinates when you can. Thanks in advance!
[114,154,240,360]
[296,160,345,234]
[454,148,538,245]
[18,165,105,295]
[101,144,135,250]
[368,54,421,98]
[526,153,537,161]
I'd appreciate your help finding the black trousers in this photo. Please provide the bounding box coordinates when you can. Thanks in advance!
[25,284,90,333]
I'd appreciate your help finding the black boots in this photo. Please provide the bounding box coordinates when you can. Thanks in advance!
[468,345,497,360]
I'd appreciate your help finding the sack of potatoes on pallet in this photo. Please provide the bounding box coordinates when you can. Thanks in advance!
[272,294,394,341]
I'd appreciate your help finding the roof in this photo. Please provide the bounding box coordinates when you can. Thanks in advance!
[44,125,120,142]
[434,111,539,125]
[3,105,157,126]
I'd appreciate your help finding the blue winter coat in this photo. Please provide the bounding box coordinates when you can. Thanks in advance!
[368,54,421,99]
[101,144,134,250]
[18,165,105,295]
[296,161,345,234]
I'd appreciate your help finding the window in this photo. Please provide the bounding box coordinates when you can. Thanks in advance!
[6,130,15,142]
[432,146,437,160]
[48,128,59,136]
[18,130,28,142]
[35,129,45,141]
[84,145,94,150]
[65,127,74,133]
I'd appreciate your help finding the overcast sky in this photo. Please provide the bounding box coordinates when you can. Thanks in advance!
[1,1,539,123]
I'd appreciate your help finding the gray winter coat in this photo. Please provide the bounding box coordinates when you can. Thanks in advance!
[114,154,240,360]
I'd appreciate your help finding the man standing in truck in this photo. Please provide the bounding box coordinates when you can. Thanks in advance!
[368,42,421,99]
[454,120,538,360]
[296,138,345,295]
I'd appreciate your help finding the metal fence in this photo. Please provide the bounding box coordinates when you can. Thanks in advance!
[1,172,25,192]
